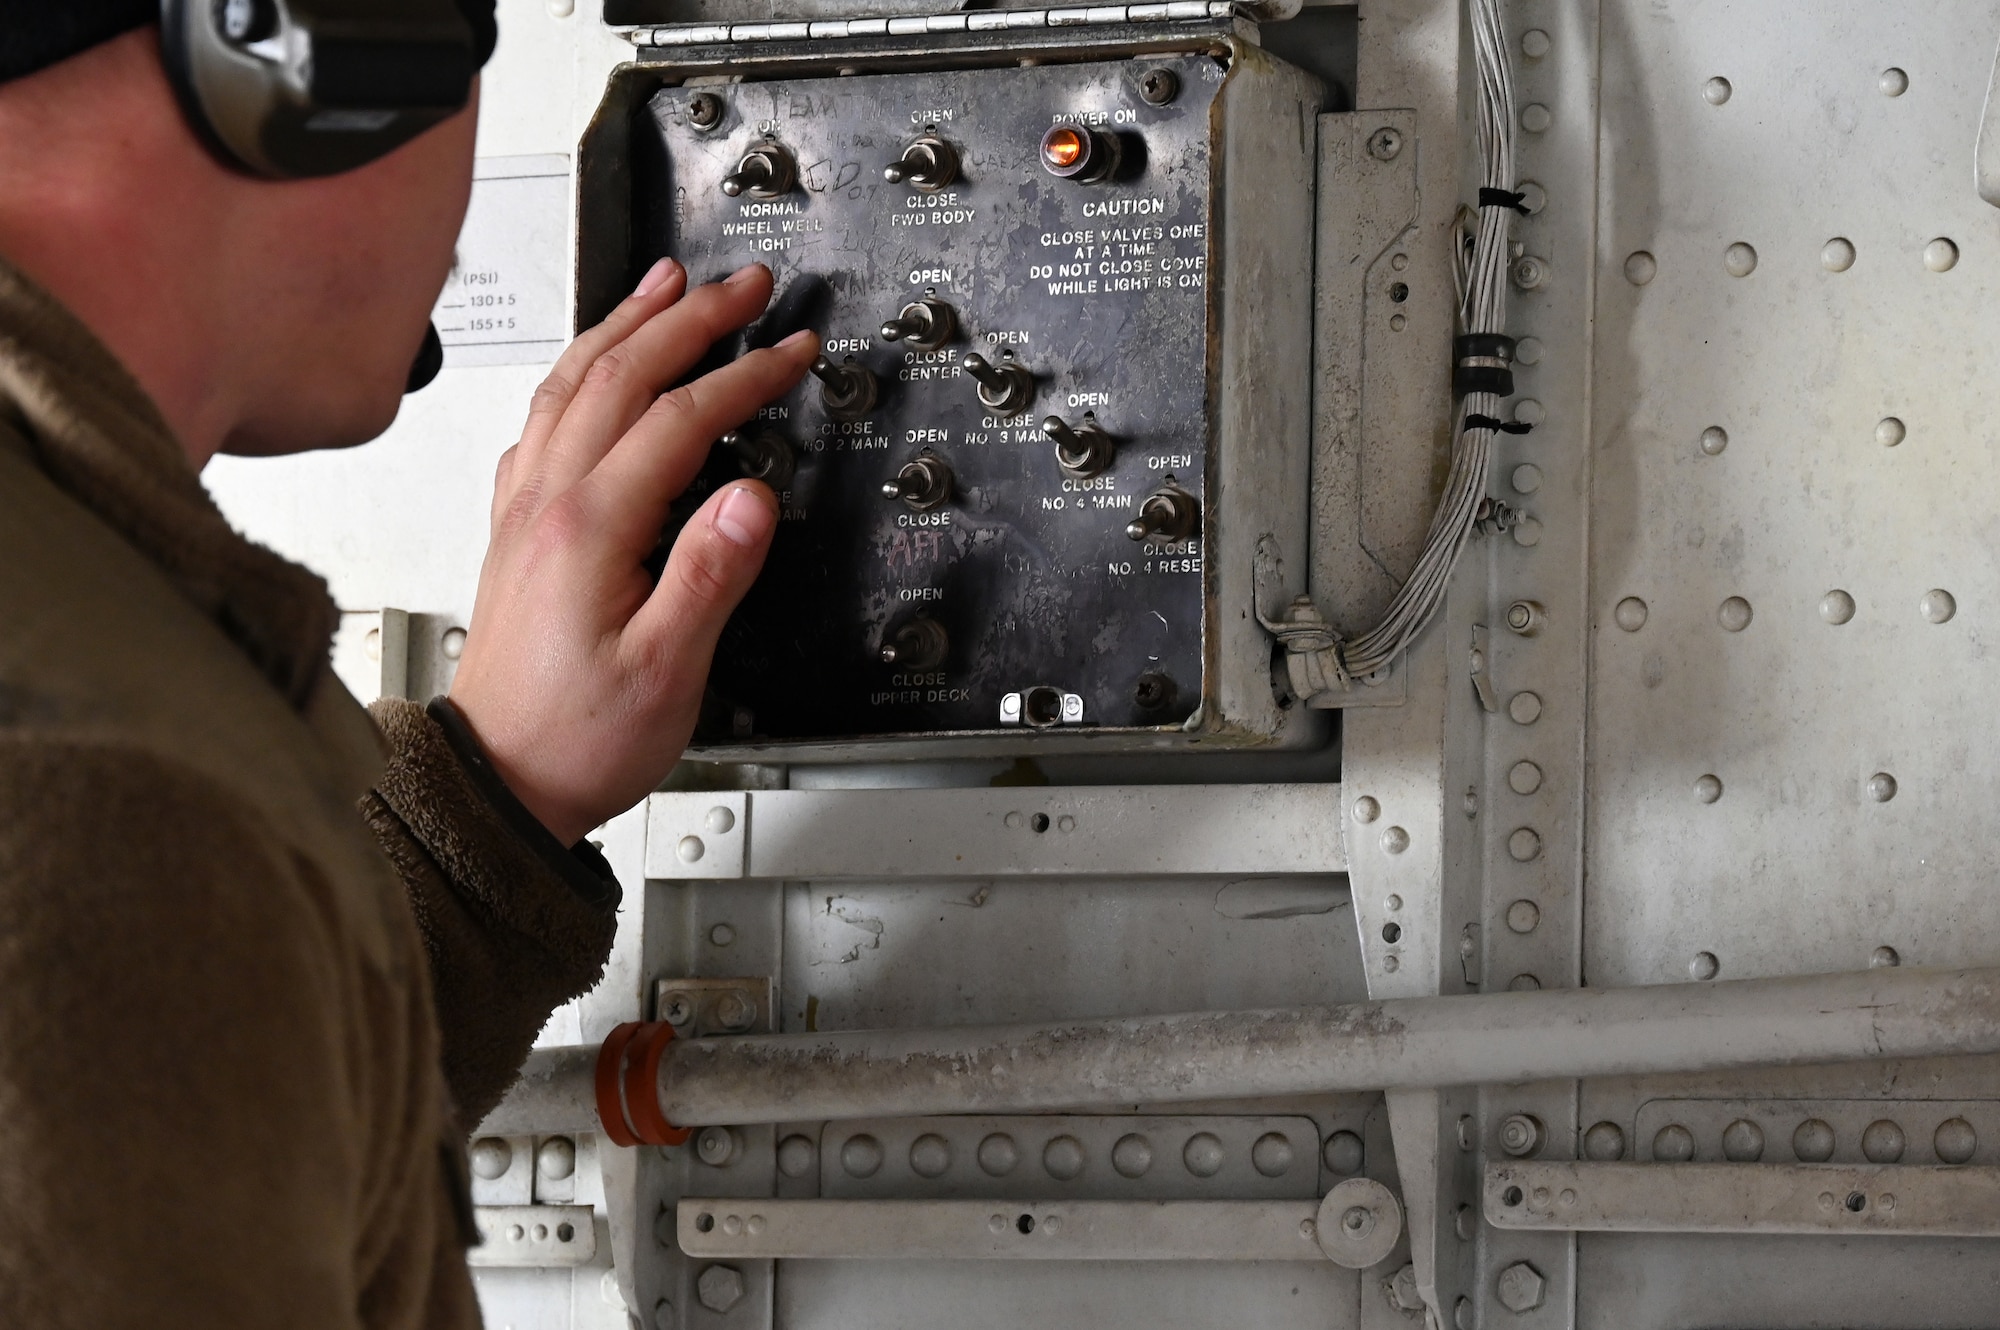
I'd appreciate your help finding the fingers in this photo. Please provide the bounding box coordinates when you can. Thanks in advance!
[627,480,779,696]
[505,257,689,504]
[532,264,778,501]
[577,329,818,555]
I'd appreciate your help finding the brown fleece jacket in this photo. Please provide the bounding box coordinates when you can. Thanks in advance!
[0,256,618,1328]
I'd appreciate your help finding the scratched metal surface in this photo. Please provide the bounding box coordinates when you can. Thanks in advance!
[630,58,1219,742]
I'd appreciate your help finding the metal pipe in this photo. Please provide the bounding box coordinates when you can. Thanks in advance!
[479,966,2000,1136]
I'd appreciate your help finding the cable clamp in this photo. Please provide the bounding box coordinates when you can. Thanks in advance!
[1257,596,1353,700]
[1464,413,1533,435]
[1477,187,1530,214]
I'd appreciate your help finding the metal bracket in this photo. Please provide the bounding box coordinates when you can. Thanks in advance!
[621,2,1259,48]
[467,1205,598,1266]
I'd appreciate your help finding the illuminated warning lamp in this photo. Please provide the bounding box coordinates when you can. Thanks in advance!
[1039,123,1119,183]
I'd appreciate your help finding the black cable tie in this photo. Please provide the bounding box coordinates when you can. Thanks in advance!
[1465,414,1533,435]
[1477,187,1530,214]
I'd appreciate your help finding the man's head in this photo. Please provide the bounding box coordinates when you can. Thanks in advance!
[0,4,497,466]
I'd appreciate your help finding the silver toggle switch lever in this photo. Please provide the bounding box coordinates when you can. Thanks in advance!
[962,352,1034,416]
[721,143,797,198]
[881,454,954,511]
[883,135,960,191]
[720,428,796,491]
[1125,485,1200,542]
[880,617,949,668]
[1044,414,1115,479]
[878,298,958,353]
[809,355,878,422]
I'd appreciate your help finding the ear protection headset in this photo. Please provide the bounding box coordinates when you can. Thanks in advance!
[159,0,499,387]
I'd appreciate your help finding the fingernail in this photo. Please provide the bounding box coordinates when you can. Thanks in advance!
[725,262,767,286]
[778,328,818,350]
[714,483,776,548]
[634,257,677,297]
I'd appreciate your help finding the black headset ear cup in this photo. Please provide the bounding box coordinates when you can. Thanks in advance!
[159,0,478,180]
[406,323,446,394]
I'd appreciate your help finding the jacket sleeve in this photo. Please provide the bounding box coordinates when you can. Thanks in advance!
[360,697,621,1127]
[0,740,477,1330]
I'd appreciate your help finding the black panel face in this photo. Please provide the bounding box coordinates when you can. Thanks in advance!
[637,56,1221,743]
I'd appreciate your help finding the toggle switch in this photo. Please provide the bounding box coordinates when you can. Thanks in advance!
[881,454,954,511]
[878,298,957,352]
[720,428,795,491]
[1125,485,1200,542]
[961,352,1034,416]
[1043,414,1114,479]
[809,355,878,421]
[883,135,960,191]
[1039,123,1119,184]
[721,143,797,198]
[879,616,949,668]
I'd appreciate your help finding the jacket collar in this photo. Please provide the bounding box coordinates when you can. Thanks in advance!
[0,255,337,710]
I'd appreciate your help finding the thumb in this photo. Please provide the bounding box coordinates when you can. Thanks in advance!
[631,480,777,670]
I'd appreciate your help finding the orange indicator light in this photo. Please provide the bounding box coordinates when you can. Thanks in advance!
[1042,126,1088,170]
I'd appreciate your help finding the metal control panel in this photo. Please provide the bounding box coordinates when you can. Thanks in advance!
[584,45,1324,750]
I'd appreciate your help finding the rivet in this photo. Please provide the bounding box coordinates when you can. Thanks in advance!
[1505,899,1541,933]
[1512,516,1544,548]
[746,1214,766,1236]
[720,1214,742,1236]
[1652,1124,1696,1161]
[1880,66,1909,96]
[1252,1132,1296,1177]
[1924,237,1959,272]
[1935,1117,1978,1164]
[1390,314,1407,331]
[1718,596,1753,632]
[1614,596,1649,631]
[1688,772,1724,804]
[1875,416,1906,448]
[1689,950,1721,980]
[1870,944,1901,968]
[1507,827,1543,862]
[909,1133,952,1178]
[1517,182,1549,213]
[1456,1204,1477,1240]
[1822,237,1856,272]
[1722,1119,1765,1162]
[1043,1135,1086,1180]
[1920,588,1956,623]
[1867,772,1897,803]
[1623,251,1657,285]
[1699,425,1729,456]
[538,1136,577,1179]
[1300,1218,1318,1239]
[1508,760,1544,795]
[1391,253,1410,271]
[364,627,382,661]
[1702,75,1732,105]
[1514,398,1546,426]
[1386,894,1403,912]
[1881,1192,1897,1212]
[1515,337,1545,365]
[1521,27,1551,58]
[1582,1121,1626,1161]
[1821,589,1857,624]
[1511,463,1543,494]
[1508,691,1543,725]
[704,805,736,834]
[1724,242,1759,277]
[1521,103,1552,133]
[1324,1130,1365,1174]
[1354,795,1381,823]
[1004,811,1024,829]
[441,626,467,660]
[1818,1191,1837,1211]
[548,0,576,14]
[776,1134,816,1178]
[1112,1133,1154,1178]
[977,1133,1019,1176]
[1862,1119,1907,1163]
[1794,1118,1836,1162]
[1383,955,1401,973]
[1182,1132,1225,1178]
[1458,1116,1478,1150]
[1559,1189,1577,1207]
[1381,825,1411,855]
[1057,815,1076,832]
[708,922,735,947]
[1455,1297,1476,1330]
[470,1137,513,1181]
[1508,973,1542,991]
[677,835,705,864]
[988,1214,1008,1234]
[840,1134,884,1178]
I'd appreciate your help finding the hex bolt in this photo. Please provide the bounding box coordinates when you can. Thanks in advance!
[1499,1113,1546,1158]
[714,990,756,1033]
[661,991,695,1026]
[1497,1261,1546,1313]
[1389,1263,1424,1312]
[696,1264,746,1314]
[695,1126,738,1168]
[687,91,724,129]
[1138,68,1180,105]
[1368,126,1404,161]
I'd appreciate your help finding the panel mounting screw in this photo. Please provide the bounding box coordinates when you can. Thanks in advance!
[1367,127,1404,161]
[687,92,724,129]
[696,1126,738,1168]
[1138,68,1180,105]
[1498,1113,1546,1158]
[661,991,695,1026]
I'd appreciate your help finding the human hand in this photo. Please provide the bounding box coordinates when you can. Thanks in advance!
[448,260,816,844]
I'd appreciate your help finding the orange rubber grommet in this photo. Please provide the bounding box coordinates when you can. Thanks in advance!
[594,1021,645,1148]
[623,1020,692,1147]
